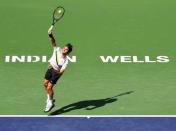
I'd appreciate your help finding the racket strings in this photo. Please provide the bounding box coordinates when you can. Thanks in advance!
[53,8,64,20]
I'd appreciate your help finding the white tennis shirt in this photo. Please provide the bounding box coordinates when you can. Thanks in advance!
[49,47,68,71]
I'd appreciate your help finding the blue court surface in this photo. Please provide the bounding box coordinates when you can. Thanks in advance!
[0,117,176,131]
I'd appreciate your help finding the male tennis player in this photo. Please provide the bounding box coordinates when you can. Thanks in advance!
[43,25,73,112]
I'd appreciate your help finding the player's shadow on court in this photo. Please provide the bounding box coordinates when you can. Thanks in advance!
[49,91,134,115]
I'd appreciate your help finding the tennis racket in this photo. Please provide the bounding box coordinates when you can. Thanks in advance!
[52,6,65,26]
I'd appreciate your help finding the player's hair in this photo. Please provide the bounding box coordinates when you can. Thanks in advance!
[65,43,73,54]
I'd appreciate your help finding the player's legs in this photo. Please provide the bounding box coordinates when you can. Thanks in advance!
[46,82,54,100]
[43,68,60,112]
[43,79,51,104]
[44,82,55,112]
[43,79,49,91]
[44,68,52,103]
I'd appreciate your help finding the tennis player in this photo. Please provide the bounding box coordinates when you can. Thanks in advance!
[43,25,73,112]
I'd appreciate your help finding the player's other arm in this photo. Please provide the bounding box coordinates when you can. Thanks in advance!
[48,26,56,48]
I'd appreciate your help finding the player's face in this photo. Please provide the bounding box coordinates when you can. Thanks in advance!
[62,46,69,54]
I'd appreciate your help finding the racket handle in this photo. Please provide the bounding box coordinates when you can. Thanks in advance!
[48,25,54,34]
[50,25,54,30]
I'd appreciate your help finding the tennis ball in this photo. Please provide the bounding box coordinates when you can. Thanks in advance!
[58,10,62,14]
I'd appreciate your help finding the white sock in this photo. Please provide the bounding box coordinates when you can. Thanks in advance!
[48,99,53,105]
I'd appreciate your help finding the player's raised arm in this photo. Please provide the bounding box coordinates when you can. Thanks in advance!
[48,25,57,48]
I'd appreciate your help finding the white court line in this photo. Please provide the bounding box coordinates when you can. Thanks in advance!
[0,115,176,118]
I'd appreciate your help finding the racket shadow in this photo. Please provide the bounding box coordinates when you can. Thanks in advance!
[49,91,134,115]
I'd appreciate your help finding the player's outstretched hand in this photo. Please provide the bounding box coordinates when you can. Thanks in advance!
[48,25,54,35]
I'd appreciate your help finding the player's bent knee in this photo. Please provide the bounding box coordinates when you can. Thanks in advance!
[43,82,48,88]
[43,80,49,88]
[47,83,54,91]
